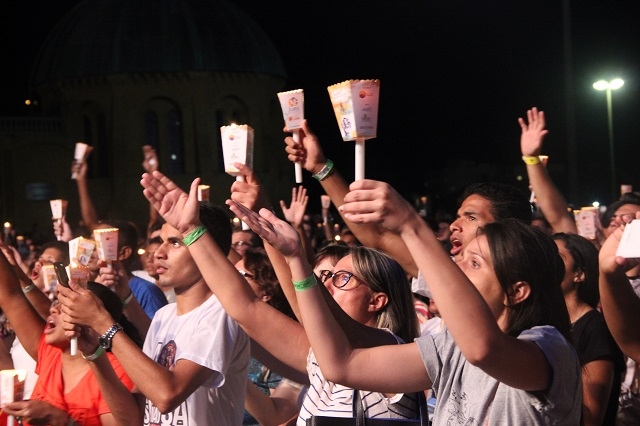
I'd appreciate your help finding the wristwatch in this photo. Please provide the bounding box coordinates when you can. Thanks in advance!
[98,323,123,350]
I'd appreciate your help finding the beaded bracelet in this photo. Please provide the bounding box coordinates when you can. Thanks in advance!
[182,225,207,246]
[522,156,541,165]
[312,159,334,181]
[293,275,318,291]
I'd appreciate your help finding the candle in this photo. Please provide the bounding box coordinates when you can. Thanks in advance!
[221,124,254,230]
[93,228,119,268]
[277,89,305,183]
[71,142,92,179]
[197,185,210,202]
[327,80,380,181]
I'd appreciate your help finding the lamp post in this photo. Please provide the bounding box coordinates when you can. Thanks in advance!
[593,78,624,201]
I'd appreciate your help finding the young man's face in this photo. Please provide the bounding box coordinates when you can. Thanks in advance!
[449,194,495,260]
[154,224,202,291]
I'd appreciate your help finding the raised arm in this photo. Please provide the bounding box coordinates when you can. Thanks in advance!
[142,145,161,238]
[0,242,51,319]
[73,158,100,232]
[519,107,577,234]
[598,213,640,363]
[0,242,45,360]
[339,180,554,391]
[285,120,419,277]
[230,165,302,322]
[96,260,151,338]
[141,171,310,374]
[279,185,315,267]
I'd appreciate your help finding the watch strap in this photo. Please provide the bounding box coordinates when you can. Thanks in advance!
[99,323,123,349]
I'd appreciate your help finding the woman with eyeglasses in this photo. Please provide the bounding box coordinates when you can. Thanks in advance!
[140,171,421,425]
[226,179,583,425]
[0,242,142,426]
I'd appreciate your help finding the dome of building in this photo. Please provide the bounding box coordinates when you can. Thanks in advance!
[30,0,286,86]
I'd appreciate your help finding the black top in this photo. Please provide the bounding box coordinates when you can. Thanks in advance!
[572,309,626,425]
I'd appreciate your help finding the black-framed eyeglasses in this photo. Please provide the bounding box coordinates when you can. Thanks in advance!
[237,269,255,279]
[319,270,363,290]
[232,241,252,248]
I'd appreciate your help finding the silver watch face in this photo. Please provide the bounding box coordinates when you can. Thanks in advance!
[99,324,121,350]
[99,334,111,350]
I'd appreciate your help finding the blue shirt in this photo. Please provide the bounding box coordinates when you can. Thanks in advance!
[129,275,168,319]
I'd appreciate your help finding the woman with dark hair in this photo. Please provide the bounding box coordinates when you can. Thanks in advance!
[553,233,624,425]
[227,179,582,425]
[0,245,141,426]
[237,247,294,320]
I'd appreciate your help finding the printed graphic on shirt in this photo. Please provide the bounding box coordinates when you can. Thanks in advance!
[144,340,190,426]
[446,390,478,426]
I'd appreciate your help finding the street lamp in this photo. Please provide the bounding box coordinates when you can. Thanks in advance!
[593,78,624,201]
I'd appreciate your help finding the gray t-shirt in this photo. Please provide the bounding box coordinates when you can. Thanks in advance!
[416,325,581,425]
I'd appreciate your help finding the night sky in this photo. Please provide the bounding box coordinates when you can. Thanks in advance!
[2,0,639,212]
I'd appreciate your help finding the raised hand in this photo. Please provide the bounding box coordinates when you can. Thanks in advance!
[58,280,112,334]
[53,215,73,242]
[72,159,89,180]
[279,186,308,228]
[518,107,548,157]
[284,120,327,174]
[142,145,159,173]
[95,259,131,298]
[229,163,270,212]
[339,180,420,235]
[599,212,640,276]
[226,200,303,259]
[141,171,201,234]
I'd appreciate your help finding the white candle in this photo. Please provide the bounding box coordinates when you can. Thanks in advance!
[327,80,380,181]
[277,89,305,183]
[355,138,365,181]
[293,130,303,183]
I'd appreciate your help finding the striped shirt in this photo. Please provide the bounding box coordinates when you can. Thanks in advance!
[297,349,419,425]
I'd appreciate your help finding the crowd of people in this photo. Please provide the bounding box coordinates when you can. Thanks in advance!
[0,107,638,426]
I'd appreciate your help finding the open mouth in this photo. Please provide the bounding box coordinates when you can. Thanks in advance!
[450,237,462,255]
[44,318,56,334]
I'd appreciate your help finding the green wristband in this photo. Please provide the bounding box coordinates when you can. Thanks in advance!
[82,345,105,361]
[312,159,334,181]
[182,225,207,246]
[293,275,318,291]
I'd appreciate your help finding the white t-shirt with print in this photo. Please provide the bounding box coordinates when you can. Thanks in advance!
[143,294,250,426]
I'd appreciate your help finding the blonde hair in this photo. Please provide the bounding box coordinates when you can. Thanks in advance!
[350,246,419,342]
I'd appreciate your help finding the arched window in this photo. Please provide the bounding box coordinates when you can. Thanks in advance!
[142,98,183,175]
[81,102,109,178]
[166,109,183,174]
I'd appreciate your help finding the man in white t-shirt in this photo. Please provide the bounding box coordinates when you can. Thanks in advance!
[59,203,250,426]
